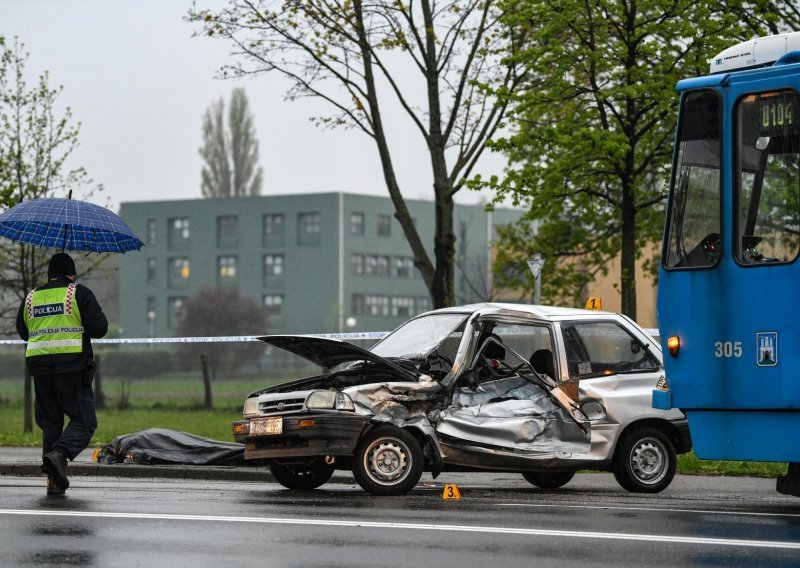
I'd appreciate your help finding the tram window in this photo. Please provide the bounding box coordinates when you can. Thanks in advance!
[664,90,722,269]
[736,90,800,265]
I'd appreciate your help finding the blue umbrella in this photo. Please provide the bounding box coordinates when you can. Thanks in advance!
[0,197,144,253]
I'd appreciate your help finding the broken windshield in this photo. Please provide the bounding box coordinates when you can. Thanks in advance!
[370,313,468,363]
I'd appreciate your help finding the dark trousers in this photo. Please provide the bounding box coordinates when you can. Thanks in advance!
[34,371,97,462]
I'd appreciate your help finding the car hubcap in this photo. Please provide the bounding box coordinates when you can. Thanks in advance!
[364,438,409,485]
[630,437,668,485]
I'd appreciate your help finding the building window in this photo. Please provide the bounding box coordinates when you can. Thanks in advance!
[263,254,284,281]
[263,213,284,245]
[168,218,190,249]
[351,253,364,275]
[217,215,238,248]
[264,294,283,316]
[168,258,190,288]
[366,295,390,316]
[395,256,415,278]
[350,212,365,235]
[147,258,156,284]
[217,255,238,285]
[392,296,415,317]
[352,294,365,316]
[365,254,390,276]
[297,212,321,245]
[147,219,157,246]
[416,296,430,314]
[377,214,391,237]
[167,297,185,329]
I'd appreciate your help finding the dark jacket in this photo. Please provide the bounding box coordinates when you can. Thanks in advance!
[16,275,108,376]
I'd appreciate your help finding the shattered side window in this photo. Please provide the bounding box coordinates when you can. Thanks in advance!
[561,321,661,379]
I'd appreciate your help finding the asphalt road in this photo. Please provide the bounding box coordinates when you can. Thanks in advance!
[1,473,800,568]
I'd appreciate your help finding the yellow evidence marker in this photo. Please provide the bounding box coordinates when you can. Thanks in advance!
[442,484,462,500]
[584,296,603,310]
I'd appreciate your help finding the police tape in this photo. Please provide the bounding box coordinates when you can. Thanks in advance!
[0,331,391,346]
[0,328,659,346]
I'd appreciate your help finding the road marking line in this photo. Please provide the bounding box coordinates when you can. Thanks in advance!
[1,509,799,550]
[497,502,800,518]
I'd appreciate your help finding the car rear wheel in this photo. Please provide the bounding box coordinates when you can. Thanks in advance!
[521,470,576,489]
[612,426,676,493]
[353,426,423,496]
[269,459,335,490]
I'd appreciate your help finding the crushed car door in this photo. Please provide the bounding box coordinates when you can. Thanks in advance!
[435,321,591,455]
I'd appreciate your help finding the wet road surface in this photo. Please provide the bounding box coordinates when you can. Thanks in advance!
[1,472,799,567]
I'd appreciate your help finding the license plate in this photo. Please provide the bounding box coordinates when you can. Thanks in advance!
[251,417,283,436]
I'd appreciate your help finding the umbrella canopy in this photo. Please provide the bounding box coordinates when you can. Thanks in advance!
[0,197,144,253]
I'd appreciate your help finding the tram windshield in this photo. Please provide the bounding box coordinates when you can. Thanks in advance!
[736,90,800,265]
[664,90,722,269]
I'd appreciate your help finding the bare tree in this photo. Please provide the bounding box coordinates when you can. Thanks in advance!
[176,287,266,381]
[0,37,101,333]
[200,87,263,197]
[187,0,527,308]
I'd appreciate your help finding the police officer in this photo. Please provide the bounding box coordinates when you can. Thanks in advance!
[16,252,108,495]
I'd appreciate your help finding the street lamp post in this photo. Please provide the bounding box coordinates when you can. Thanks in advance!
[147,310,156,348]
[526,254,546,305]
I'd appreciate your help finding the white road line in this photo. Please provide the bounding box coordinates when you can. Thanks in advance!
[1,509,799,550]
[497,502,800,519]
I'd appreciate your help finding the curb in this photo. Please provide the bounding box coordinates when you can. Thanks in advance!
[0,463,359,484]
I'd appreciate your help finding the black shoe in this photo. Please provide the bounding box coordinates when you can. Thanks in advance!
[43,450,69,492]
[46,475,66,496]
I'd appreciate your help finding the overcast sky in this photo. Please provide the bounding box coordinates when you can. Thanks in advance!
[1,0,507,211]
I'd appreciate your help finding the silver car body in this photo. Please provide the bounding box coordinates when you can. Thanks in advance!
[239,303,687,475]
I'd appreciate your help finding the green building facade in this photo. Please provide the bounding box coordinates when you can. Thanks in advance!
[119,193,521,338]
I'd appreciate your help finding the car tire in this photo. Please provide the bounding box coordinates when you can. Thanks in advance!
[521,470,576,489]
[352,425,423,496]
[269,459,335,490]
[612,426,677,493]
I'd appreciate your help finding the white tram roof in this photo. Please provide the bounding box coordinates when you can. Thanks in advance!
[710,31,800,73]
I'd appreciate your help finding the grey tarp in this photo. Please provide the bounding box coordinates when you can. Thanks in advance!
[96,428,246,466]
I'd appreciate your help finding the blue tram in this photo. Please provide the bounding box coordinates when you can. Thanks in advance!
[654,32,800,494]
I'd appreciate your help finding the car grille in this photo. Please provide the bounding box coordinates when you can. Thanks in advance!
[259,397,306,416]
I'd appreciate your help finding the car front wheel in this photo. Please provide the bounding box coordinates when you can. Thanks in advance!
[522,470,576,489]
[353,425,423,496]
[612,426,676,493]
[269,459,335,490]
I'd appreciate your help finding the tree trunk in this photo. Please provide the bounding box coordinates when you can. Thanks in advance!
[23,356,32,433]
[200,353,213,410]
[94,355,106,410]
[620,182,637,320]
[432,192,456,308]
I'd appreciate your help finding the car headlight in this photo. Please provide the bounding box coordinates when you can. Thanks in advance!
[306,391,355,411]
[243,397,259,417]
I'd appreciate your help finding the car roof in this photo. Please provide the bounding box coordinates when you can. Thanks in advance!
[426,302,619,321]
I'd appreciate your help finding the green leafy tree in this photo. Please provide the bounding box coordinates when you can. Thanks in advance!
[200,87,263,197]
[176,287,267,381]
[0,37,101,331]
[487,1,798,318]
[187,0,528,308]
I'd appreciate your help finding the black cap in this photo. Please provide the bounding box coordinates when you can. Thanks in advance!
[48,253,77,278]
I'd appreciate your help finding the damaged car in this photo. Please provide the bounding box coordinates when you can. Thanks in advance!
[233,303,691,496]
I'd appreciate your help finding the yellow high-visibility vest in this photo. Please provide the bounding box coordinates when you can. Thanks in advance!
[23,284,84,358]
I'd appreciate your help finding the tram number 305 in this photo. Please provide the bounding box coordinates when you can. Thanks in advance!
[714,341,743,358]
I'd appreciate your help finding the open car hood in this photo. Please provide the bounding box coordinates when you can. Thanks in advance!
[258,335,420,381]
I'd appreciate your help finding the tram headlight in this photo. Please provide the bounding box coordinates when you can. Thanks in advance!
[667,336,680,357]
